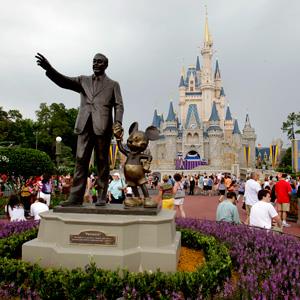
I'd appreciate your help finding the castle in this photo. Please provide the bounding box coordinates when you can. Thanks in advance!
[149,14,257,172]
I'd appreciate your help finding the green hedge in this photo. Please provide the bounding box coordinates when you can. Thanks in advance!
[0,148,54,177]
[0,228,232,299]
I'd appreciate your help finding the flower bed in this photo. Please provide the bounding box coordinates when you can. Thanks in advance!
[0,220,39,239]
[0,225,231,299]
[176,218,300,299]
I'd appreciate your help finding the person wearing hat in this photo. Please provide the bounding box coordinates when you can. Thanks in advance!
[107,173,126,204]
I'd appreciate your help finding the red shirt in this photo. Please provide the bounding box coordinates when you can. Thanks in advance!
[275,180,292,203]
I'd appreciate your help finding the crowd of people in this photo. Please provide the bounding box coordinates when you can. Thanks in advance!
[1,171,300,232]
[0,173,73,221]
[215,171,300,231]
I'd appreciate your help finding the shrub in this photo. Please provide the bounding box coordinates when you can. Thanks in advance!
[0,225,231,299]
[0,148,54,177]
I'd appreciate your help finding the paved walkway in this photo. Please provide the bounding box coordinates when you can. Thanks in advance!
[179,194,300,238]
[1,192,299,238]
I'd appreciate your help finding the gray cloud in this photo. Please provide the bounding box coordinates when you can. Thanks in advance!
[1,0,299,147]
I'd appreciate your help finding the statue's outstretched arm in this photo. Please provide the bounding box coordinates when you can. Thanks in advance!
[36,53,82,93]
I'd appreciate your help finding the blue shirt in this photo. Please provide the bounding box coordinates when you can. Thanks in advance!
[108,179,123,199]
[216,200,241,224]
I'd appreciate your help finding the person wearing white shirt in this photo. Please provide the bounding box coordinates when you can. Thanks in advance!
[244,172,261,224]
[250,189,282,230]
[5,194,26,222]
[30,198,49,220]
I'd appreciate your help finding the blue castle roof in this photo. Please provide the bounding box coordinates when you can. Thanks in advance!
[220,87,225,97]
[152,109,160,128]
[232,119,241,134]
[179,75,185,87]
[209,102,220,122]
[214,59,221,78]
[196,56,201,71]
[166,101,176,122]
[225,106,232,121]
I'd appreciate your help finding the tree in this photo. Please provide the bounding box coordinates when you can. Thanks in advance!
[281,112,300,140]
[0,148,54,177]
[35,102,78,158]
[277,147,293,174]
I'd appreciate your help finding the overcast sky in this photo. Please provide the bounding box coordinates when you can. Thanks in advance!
[1,0,299,147]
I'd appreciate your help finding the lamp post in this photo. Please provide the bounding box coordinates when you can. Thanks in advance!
[55,136,62,168]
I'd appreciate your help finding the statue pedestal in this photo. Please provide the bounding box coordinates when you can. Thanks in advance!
[22,206,181,272]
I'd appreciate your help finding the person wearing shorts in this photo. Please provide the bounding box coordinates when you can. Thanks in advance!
[275,173,292,227]
[173,173,186,218]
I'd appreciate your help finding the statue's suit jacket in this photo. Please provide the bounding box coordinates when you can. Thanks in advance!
[46,67,124,135]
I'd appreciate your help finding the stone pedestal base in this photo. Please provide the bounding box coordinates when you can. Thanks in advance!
[22,209,181,272]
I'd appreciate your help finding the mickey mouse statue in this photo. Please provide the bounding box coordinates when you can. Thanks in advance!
[114,122,160,208]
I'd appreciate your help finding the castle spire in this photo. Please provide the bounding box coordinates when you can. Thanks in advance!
[204,7,212,47]
[209,101,220,122]
[166,101,176,122]
[225,105,232,121]
[196,56,201,71]
[179,75,185,87]
[244,113,252,128]
[232,119,241,134]
[220,87,225,97]
[152,109,160,128]
[214,59,221,79]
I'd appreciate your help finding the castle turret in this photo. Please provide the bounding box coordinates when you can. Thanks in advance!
[242,114,256,168]
[214,59,221,98]
[207,102,223,167]
[224,105,234,141]
[163,101,178,168]
[152,109,160,128]
[179,65,186,124]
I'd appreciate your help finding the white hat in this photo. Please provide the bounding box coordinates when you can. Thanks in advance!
[113,172,120,178]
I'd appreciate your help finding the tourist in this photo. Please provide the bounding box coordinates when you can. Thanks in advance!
[188,176,195,195]
[218,177,226,202]
[244,172,261,225]
[216,191,240,224]
[159,175,174,209]
[107,173,126,204]
[30,198,49,220]
[39,175,52,207]
[250,189,282,230]
[5,194,26,222]
[224,175,232,191]
[62,175,72,200]
[275,173,292,227]
[237,179,245,202]
[198,174,204,192]
[207,176,213,197]
[204,176,210,195]
[173,173,186,218]
[183,176,189,193]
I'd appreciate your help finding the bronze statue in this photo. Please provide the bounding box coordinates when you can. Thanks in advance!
[116,122,159,208]
[36,53,124,206]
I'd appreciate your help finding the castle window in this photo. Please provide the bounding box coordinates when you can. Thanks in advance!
[190,87,194,91]
[190,81,194,85]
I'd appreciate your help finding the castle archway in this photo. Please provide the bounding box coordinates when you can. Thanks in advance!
[185,150,201,160]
